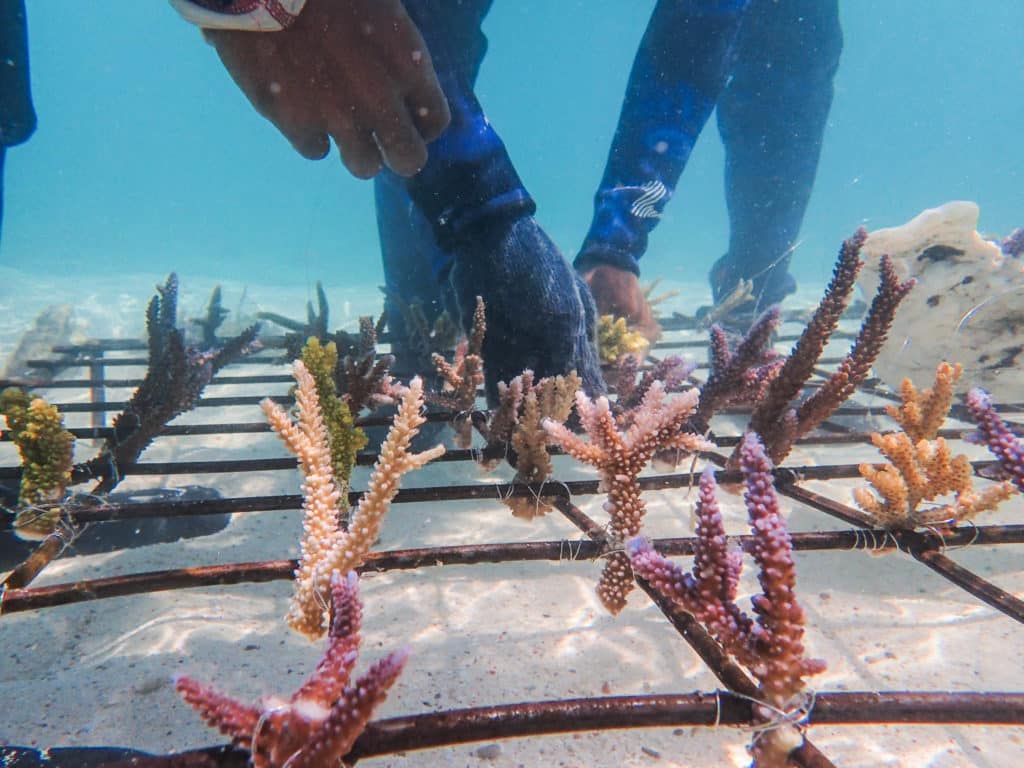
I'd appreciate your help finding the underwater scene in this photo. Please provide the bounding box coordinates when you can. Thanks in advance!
[1,1,1023,767]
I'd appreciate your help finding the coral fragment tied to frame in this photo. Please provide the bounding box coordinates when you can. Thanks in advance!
[544,383,713,614]
[628,434,825,768]
[176,571,407,768]
[854,363,1016,528]
[262,364,444,637]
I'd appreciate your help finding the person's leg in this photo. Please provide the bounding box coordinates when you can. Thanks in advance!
[375,0,493,372]
[574,0,750,278]
[0,0,37,249]
[395,0,603,400]
[711,0,843,313]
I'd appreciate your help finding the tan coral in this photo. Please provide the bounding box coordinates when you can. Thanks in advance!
[855,362,1015,528]
[501,370,580,519]
[887,361,962,442]
[262,362,444,637]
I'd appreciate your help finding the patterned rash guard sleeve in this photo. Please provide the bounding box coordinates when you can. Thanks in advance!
[168,0,307,31]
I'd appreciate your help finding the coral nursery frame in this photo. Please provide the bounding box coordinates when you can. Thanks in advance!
[2,316,1023,767]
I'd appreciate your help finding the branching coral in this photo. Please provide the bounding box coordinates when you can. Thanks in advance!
[427,296,485,448]
[262,363,444,637]
[83,274,259,493]
[1,387,75,540]
[484,369,580,519]
[628,433,825,768]
[176,570,407,768]
[740,229,915,467]
[543,384,713,614]
[966,387,1024,493]
[854,363,1016,528]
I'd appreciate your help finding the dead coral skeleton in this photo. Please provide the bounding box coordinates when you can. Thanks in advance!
[854,362,1016,528]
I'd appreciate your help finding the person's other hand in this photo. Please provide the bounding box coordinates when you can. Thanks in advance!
[204,0,450,178]
[582,265,661,342]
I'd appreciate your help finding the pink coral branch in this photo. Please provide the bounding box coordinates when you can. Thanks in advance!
[175,571,407,768]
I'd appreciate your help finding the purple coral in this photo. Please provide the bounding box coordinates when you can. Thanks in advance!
[966,388,1024,492]
[629,433,824,707]
[1001,227,1024,259]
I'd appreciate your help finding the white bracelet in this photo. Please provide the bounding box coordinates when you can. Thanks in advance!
[168,0,308,31]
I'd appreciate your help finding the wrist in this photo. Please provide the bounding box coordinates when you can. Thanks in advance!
[168,0,307,31]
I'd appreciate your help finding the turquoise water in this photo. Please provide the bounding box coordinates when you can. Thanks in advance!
[4,1,1022,292]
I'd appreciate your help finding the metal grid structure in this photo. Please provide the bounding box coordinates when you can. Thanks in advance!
[2,317,1023,767]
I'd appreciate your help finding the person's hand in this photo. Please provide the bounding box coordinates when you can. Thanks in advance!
[582,265,661,342]
[204,0,450,178]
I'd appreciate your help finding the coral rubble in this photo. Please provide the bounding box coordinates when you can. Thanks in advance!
[854,363,1016,528]
[263,363,444,637]
[544,384,712,614]
[176,571,407,768]
[628,433,825,767]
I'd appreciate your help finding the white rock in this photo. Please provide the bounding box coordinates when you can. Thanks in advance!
[859,201,1024,401]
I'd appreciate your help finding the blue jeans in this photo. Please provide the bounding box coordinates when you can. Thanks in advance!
[576,0,843,306]
[0,0,37,247]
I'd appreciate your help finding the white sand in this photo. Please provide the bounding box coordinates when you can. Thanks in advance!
[1,267,1022,767]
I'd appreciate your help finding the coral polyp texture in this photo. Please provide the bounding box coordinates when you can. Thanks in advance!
[176,571,407,768]
[1,387,75,539]
[628,433,825,768]
[739,228,914,467]
[543,384,713,614]
[262,365,444,637]
[855,363,1016,528]
[966,387,1024,493]
[596,314,649,363]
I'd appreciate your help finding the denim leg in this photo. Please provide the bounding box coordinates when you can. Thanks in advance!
[574,0,750,276]
[0,0,36,148]
[376,0,497,348]
[712,0,843,306]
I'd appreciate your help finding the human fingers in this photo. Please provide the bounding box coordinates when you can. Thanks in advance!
[322,105,384,179]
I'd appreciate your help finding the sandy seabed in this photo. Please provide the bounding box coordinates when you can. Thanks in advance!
[1,266,1022,768]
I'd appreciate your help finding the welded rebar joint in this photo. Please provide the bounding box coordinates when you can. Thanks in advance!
[966,388,1024,493]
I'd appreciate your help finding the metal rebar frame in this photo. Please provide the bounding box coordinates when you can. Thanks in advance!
[1,327,1023,767]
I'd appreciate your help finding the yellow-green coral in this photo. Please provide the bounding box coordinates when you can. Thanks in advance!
[299,338,367,516]
[1,387,75,539]
[596,315,649,363]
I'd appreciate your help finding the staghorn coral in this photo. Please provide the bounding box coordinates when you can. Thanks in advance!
[262,363,444,637]
[628,434,825,768]
[596,314,649,364]
[485,369,580,519]
[335,314,402,416]
[966,387,1024,493]
[427,296,485,448]
[176,570,407,768]
[543,384,713,614]
[691,308,783,434]
[1,387,74,540]
[739,229,914,467]
[854,364,1015,528]
[83,274,259,493]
